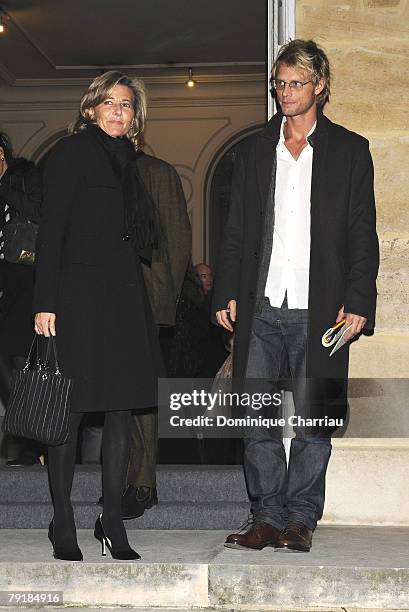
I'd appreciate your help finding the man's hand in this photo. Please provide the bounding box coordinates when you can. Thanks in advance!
[34,312,56,337]
[216,299,237,332]
[336,306,367,342]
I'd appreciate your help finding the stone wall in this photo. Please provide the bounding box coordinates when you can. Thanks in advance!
[297,0,409,379]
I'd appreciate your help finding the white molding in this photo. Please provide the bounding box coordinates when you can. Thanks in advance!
[268,0,296,119]
[54,62,265,70]
[267,0,275,119]
[281,0,296,43]
[0,97,265,113]
[9,72,265,88]
[0,102,78,112]
[150,98,265,109]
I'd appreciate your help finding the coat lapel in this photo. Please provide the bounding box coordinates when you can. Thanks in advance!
[310,110,330,233]
[256,114,282,210]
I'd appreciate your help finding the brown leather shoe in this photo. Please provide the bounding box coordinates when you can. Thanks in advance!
[224,520,281,550]
[275,521,313,552]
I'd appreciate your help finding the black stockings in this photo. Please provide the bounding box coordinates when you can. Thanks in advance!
[47,412,82,547]
[47,410,132,548]
[101,410,132,549]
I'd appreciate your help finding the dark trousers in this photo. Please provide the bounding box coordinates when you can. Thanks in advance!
[244,297,331,531]
[127,411,157,488]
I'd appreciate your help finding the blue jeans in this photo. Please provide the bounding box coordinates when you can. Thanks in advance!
[244,297,331,531]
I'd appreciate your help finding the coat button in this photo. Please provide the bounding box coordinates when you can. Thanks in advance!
[253,251,258,260]
[122,233,130,241]
[249,291,255,299]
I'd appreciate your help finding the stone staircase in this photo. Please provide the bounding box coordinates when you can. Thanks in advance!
[1,457,409,610]
[0,464,250,529]
[1,436,409,530]
[0,526,409,610]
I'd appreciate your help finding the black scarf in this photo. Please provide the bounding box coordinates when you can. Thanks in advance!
[87,124,157,261]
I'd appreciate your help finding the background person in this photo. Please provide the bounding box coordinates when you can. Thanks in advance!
[0,132,43,467]
[34,70,162,561]
[195,263,213,296]
[122,150,191,518]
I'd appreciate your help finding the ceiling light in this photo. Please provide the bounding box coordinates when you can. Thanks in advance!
[186,67,196,88]
[0,11,7,34]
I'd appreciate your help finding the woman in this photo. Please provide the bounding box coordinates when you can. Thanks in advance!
[33,71,161,561]
[0,133,43,465]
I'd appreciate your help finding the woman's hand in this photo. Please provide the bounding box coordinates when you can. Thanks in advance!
[34,312,57,337]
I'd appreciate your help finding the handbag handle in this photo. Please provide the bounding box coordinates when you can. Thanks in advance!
[23,335,61,375]
[44,336,61,375]
[22,335,39,372]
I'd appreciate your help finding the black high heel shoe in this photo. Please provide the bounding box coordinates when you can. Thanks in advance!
[94,514,141,560]
[48,520,83,561]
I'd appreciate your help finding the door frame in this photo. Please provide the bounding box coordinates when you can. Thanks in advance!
[268,0,296,118]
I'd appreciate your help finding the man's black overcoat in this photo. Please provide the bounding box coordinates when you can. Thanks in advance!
[212,110,379,395]
[33,128,162,413]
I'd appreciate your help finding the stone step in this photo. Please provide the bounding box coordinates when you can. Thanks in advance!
[0,527,408,610]
[0,500,249,529]
[0,464,250,529]
[2,443,409,528]
[0,464,248,503]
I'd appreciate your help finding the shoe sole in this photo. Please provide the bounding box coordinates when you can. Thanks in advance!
[122,500,158,520]
[224,542,275,551]
[274,545,310,553]
[122,512,145,520]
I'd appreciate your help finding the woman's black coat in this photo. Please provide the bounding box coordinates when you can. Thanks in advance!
[212,110,379,427]
[33,128,162,413]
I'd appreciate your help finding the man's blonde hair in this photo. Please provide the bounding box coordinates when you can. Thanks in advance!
[70,70,147,147]
[273,39,331,107]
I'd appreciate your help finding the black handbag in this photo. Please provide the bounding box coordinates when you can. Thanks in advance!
[2,335,71,446]
[2,217,38,264]
[1,175,38,265]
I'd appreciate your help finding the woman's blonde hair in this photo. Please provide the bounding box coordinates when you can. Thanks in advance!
[70,70,147,147]
[273,39,331,107]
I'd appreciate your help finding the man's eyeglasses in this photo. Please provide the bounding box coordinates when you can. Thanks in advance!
[272,79,312,91]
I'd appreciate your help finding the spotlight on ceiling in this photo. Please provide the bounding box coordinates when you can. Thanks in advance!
[0,10,7,34]
[185,67,196,88]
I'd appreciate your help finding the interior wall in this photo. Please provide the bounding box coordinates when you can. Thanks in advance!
[297,0,409,378]
[0,75,266,265]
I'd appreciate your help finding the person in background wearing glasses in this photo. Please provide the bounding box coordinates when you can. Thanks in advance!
[212,39,379,552]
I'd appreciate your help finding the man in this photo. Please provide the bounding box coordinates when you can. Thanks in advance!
[195,263,213,296]
[122,150,191,518]
[212,39,378,552]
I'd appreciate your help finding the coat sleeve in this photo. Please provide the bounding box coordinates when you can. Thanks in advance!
[157,164,191,306]
[343,141,379,330]
[211,146,245,318]
[33,138,81,314]
[0,165,42,222]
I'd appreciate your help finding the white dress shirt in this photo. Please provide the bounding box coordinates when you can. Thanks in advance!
[264,117,316,309]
